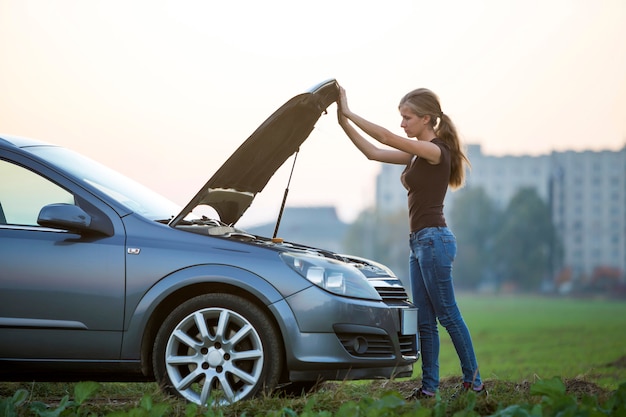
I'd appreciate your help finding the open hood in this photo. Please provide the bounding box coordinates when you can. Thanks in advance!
[169,79,339,227]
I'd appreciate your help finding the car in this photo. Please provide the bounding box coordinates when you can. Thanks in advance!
[0,79,418,406]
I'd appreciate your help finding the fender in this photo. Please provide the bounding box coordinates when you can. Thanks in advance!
[121,264,291,358]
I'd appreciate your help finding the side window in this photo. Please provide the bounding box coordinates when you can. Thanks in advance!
[0,160,74,226]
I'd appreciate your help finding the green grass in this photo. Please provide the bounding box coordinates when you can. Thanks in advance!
[1,295,625,416]
[435,294,626,389]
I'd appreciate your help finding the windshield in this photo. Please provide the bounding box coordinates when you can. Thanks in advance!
[28,146,181,221]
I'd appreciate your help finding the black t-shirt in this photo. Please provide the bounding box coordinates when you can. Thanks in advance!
[400,138,450,233]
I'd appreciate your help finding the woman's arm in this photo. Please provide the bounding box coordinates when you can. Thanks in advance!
[337,110,411,164]
[337,87,410,164]
[337,86,440,164]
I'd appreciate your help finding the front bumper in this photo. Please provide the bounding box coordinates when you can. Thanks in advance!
[270,286,419,382]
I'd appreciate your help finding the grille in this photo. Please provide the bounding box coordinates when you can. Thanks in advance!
[336,333,394,357]
[374,285,409,301]
[398,335,418,356]
[339,280,418,358]
[336,332,417,357]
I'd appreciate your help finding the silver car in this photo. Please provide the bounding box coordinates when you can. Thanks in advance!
[0,79,418,405]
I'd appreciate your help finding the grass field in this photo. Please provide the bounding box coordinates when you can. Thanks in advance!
[1,295,625,416]
[433,294,626,390]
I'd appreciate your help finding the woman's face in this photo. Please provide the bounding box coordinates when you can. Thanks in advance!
[399,104,428,139]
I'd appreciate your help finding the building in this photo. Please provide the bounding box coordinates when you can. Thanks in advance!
[244,206,348,253]
[375,144,626,283]
[465,145,552,209]
[551,148,626,282]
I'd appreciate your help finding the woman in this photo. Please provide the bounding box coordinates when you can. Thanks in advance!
[336,85,485,398]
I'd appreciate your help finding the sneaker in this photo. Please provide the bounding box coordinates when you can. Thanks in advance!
[462,382,487,396]
[406,386,435,400]
[451,382,487,400]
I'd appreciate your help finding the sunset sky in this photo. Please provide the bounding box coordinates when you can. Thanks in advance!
[1,0,625,226]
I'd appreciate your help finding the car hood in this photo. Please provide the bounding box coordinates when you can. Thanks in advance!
[169,79,339,227]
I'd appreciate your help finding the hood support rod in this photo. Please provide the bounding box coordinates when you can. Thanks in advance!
[273,149,299,239]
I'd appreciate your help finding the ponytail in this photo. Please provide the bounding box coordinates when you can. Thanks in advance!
[436,113,470,189]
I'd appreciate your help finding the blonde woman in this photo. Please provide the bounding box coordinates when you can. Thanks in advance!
[337,85,485,398]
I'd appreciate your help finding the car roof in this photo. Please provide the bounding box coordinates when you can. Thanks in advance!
[0,134,52,148]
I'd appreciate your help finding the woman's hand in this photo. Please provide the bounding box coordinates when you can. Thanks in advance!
[337,86,350,115]
[336,85,349,126]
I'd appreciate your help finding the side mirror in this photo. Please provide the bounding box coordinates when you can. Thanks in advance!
[38,203,92,233]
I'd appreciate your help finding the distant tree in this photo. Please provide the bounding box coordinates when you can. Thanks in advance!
[493,187,560,290]
[448,186,501,289]
[346,187,562,293]
[343,208,410,283]
[342,208,377,259]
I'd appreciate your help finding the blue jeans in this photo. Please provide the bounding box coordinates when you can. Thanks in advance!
[409,227,482,392]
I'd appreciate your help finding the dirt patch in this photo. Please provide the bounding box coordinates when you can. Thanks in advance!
[561,377,608,398]
[349,375,612,400]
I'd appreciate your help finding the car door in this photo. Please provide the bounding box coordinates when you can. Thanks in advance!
[0,156,126,360]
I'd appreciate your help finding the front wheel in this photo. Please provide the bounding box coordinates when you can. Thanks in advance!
[153,293,283,405]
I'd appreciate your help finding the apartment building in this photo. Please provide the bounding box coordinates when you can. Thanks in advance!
[551,148,626,281]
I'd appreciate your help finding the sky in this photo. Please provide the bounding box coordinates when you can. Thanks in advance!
[1,0,625,227]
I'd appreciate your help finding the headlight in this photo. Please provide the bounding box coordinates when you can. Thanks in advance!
[280,252,382,301]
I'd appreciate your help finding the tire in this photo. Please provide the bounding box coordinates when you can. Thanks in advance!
[153,293,283,405]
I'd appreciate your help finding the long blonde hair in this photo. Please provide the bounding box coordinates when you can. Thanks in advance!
[399,88,470,189]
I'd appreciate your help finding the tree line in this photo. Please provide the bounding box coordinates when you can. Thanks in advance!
[343,187,562,292]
